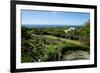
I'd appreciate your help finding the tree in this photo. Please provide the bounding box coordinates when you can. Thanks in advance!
[79,20,90,46]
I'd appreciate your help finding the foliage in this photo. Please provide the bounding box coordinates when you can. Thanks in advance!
[21,20,90,62]
[79,20,90,46]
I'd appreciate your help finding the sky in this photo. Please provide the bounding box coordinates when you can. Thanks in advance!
[21,10,90,25]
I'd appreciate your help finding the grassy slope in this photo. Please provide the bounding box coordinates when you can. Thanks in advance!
[43,35,81,50]
[43,35,81,45]
[43,35,89,60]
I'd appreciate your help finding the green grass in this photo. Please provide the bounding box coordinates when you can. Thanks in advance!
[44,35,89,51]
[43,35,59,40]
[43,35,81,46]
[60,38,81,46]
[22,33,89,62]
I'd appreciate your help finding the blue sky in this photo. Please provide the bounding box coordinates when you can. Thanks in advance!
[21,10,90,25]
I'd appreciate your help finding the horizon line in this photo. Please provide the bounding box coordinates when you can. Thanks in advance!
[22,24,84,26]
